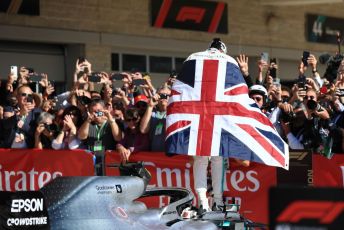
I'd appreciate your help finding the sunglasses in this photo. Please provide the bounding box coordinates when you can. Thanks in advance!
[304,95,315,100]
[21,93,33,97]
[159,93,170,100]
[252,96,263,102]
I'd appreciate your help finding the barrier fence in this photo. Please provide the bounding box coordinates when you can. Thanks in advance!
[1,148,343,224]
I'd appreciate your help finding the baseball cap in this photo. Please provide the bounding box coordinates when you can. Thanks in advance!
[134,94,148,105]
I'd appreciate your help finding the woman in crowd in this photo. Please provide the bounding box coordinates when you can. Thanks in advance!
[51,105,83,150]
[34,112,58,149]
[116,108,149,163]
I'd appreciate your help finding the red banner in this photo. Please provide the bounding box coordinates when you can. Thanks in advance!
[313,154,344,187]
[106,151,276,224]
[0,149,95,191]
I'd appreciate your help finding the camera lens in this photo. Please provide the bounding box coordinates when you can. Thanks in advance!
[306,100,318,110]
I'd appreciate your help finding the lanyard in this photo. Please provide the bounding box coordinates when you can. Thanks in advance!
[95,122,107,140]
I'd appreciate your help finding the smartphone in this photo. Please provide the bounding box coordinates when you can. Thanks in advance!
[26,95,34,103]
[133,79,146,86]
[29,73,43,82]
[10,66,18,81]
[260,52,269,62]
[297,75,307,89]
[273,81,281,88]
[111,73,125,81]
[88,73,101,83]
[302,51,310,67]
[270,67,277,79]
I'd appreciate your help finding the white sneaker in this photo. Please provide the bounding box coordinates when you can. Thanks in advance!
[199,198,211,212]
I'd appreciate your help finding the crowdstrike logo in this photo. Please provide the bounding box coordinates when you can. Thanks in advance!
[11,198,44,213]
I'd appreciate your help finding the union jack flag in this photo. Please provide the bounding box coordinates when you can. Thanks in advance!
[165,49,289,169]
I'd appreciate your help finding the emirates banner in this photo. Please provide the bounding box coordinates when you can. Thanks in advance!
[0,149,95,192]
[106,151,276,224]
[313,154,344,187]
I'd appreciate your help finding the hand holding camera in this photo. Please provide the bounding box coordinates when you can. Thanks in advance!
[76,57,91,74]
[308,54,318,71]
[35,123,46,137]
[148,94,159,108]
[63,115,76,133]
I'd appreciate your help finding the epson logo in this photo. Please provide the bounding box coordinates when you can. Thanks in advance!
[11,198,43,213]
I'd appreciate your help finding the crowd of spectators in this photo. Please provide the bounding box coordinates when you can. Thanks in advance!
[0,52,343,162]
[237,52,344,158]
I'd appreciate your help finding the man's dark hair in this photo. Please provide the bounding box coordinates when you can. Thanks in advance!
[209,38,227,54]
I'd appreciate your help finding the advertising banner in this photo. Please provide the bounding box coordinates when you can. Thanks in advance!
[313,154,344,187]
[0,149,95,192]
[106,151,276,224]
[151,0,228,34]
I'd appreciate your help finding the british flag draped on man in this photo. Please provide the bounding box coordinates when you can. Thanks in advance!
[165,42,289,170]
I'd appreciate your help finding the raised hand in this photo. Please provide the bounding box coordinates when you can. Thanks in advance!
[236,54,249,76]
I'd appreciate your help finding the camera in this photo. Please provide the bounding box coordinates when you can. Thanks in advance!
[26,94,34,103]
[297,75,307,89]
[133,79,146,86]
[302,51,310,67]
[10,66,18,81]
[88,73,101,83]
[44,123,58,133]
[306,100,323,112]
[324,54,344,83]
[112,87,121,96]
[260,52,269,62]
[95,111,103,117]
[270,67,277,79]
[280,110,296,123]
[111,73,125,81]
[77,96,92,105]
[29,73,43,82]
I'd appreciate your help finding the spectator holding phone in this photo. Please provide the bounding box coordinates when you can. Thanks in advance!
[0,85,41,148]
[140,86,171,151]
[52,106,83,150]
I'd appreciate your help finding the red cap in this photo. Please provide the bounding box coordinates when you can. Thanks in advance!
[134,94,148,105]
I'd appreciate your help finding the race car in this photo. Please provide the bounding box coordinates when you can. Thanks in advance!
[0,162,266,230]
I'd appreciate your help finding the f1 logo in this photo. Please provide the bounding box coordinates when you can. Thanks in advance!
[277,201,344,224]
[152,0,228,33]
[176,7,205,24]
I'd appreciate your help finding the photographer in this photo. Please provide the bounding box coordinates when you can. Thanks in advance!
[34,112,59,149]
[268,84,294,137]
[77,99,122,151]
[140,86,171,151]
[51,106,83,150]
[281,89,330,151]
